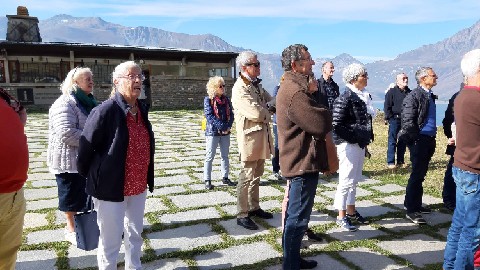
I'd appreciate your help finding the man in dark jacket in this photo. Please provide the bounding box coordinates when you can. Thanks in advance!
[384,73,411,169]
[315,61,339,111]
[398,67,438,224]
[441,86,462,211]
[277,44,332,270]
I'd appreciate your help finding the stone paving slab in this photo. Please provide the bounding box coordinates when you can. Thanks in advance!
[29,179,57,188]
[26,198,58,211]
[145,198,169,213]
[376,218,421,232]
[195,241,281,269]
[26,228,64,244]
[23,213,48,229]
[169,191,236,208]
[16,249,57,270]
[218,218,270,240]
[142,258,189,270]
[370,183,405,193]
[378,234,446,268]
[154,175,195,186]
[147,224,223,256]
[327,224,388,242]
[339,247,412,270]
[24,187,58,200]
[158,207,221,225]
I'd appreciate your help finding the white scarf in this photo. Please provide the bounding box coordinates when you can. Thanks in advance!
[346,83,377,118]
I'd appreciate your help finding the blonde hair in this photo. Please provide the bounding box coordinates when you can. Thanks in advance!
[206,76,225,99]
[109,61,141,98]
[60,67,93,95]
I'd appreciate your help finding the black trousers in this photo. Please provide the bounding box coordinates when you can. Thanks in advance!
[404,134,436,213]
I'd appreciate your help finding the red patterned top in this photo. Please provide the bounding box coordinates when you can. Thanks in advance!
[124,110,151,196]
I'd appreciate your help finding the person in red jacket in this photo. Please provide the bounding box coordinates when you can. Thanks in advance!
[0,88,29,269]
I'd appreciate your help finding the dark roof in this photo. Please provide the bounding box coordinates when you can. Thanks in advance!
[0,41,238,63]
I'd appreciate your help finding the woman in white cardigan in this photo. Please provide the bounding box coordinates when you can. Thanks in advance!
[47,67,97,245]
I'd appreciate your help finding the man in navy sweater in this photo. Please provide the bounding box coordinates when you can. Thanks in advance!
[399,67,438,224]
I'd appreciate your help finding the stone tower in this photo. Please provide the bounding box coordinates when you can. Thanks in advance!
[6,6,42,42]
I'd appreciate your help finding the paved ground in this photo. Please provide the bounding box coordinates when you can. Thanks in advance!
[16,111,451,270]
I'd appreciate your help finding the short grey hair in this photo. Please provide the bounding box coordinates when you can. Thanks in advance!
[461,49,480,78]
[236,51,257,67]
[415,67,433,84]
[281,44,308,71]
[342,63,367,84]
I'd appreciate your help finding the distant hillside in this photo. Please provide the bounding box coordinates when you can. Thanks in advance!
[2,14,480,99]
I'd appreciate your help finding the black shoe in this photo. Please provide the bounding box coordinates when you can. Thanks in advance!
[205,181,214,190]
[222,177,237,186]
[419,206,432,214]
[237,217,259,230]
[406,212,427,224]
[248,208,273,219]
[305,229,323,242]
[299,258,318,269]
[346,210,370,224]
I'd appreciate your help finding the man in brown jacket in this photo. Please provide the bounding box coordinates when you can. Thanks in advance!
[277,44,332,270]
[231,51,275,230]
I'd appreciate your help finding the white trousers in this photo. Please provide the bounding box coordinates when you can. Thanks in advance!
[333,143,365,211]
[93,191,147,270]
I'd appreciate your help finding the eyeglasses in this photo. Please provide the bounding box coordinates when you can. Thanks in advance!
[360,73,369,78]
[402,77,408,80]
[427,74,438,78]
[245,62,260,67]
[219,85,225,88]
[119,74,145,82]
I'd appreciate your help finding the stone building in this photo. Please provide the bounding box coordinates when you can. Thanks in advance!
[0,7,238,109]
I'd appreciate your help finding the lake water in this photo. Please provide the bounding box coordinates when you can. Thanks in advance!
[373,101,448,126]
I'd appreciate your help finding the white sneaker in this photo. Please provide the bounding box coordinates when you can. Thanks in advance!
[64,229,77,246]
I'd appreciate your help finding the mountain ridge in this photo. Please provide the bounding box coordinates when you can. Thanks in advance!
[1,15,479,99]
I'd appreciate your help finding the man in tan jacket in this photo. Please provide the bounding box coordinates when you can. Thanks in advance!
[231,51,275,230]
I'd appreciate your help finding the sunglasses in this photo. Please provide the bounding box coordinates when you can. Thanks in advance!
[246,62,260,67]
[219,85,225,88]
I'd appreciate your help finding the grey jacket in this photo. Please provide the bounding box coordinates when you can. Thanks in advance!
[47,93,88,173]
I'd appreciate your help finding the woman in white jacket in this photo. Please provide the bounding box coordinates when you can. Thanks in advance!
[47,67,97,245]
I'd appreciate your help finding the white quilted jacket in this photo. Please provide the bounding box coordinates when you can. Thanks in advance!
[47,94,88,174]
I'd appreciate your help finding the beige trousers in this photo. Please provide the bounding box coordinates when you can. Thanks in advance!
[237,159,265,218]
[0,188,26,270]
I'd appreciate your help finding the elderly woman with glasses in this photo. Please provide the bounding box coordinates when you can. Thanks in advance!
[47,67,97,245]
[332,63,375,232]
[78,61,155,270]
[203,76,236,190]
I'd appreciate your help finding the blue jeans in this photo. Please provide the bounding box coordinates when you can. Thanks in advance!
[444,166,480,270]
[443,156,456,207]
[282,172,318,270]
[387,118,407,165]
[203,135,230,181]
[272,124,280,173]
[404,135,436,213]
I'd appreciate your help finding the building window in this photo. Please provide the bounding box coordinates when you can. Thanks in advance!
[0,60,5,83]
[10,62,63,83]
[209,68,228,77]
[90,64,115,84]
[9,61,20,83]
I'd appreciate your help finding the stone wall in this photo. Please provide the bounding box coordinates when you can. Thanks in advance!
[150,76,234,109]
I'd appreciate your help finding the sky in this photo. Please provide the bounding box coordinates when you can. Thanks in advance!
[4,0,480,63]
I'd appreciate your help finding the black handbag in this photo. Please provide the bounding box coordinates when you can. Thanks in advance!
[74,196,100,251]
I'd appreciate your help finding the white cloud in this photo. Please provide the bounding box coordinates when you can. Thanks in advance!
[9,0,480,24]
